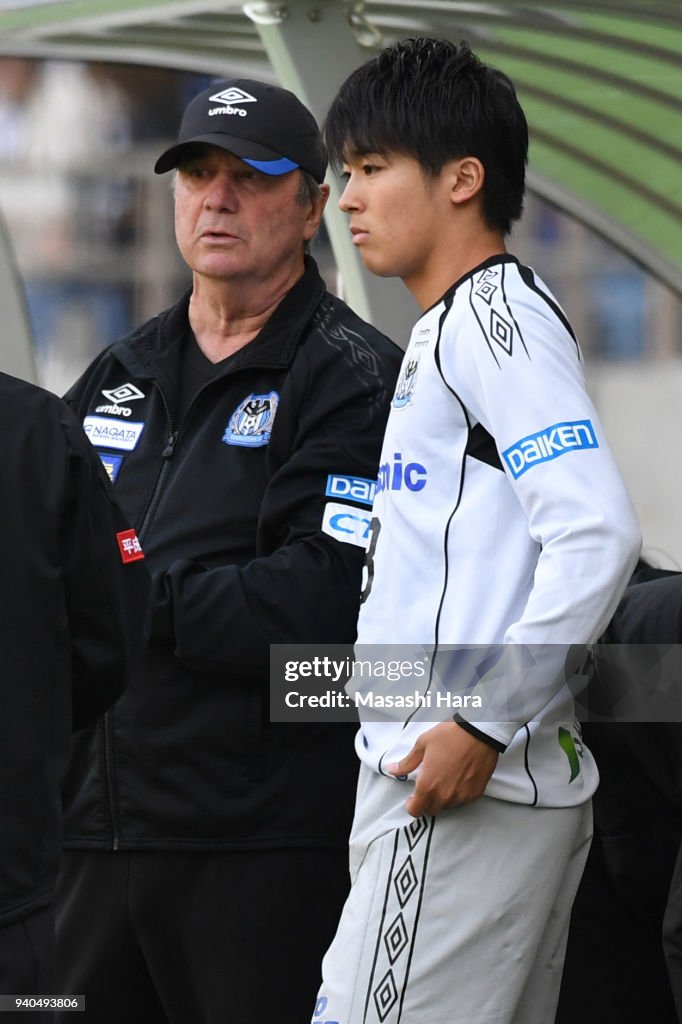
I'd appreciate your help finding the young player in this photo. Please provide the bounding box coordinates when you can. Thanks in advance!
[313,37,642,1024]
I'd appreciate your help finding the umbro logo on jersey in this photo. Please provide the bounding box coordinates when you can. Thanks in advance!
[503,419,598,479]
[209,87,257,118]
[97,383,146,418]
[102,383,145,404]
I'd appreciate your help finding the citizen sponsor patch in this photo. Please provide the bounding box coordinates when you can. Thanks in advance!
[99,453,123,483]
[222,392,279,448]
[325,474,376,507]
[502,419,598,479]
[83,416,145,452]
[116,529,144,564]
[321,501,371,550]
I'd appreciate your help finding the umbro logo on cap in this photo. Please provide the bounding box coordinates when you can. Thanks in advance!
[154,77,327,182]
[209,87,257,107]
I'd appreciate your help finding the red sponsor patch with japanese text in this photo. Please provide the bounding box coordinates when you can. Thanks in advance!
[116,529,145,564]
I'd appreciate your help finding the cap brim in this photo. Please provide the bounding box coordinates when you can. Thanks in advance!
[154,133,299,175]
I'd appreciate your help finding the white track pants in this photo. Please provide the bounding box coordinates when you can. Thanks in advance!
[313,771,592,1024]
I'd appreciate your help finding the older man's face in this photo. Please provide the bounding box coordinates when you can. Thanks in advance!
[174,145,326,289]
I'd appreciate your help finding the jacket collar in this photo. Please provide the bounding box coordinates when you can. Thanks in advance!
[111,256,327,381]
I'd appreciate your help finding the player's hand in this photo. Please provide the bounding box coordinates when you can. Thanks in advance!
[387,721,499,817]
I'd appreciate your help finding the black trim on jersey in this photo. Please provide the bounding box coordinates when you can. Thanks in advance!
[516,262,580,356]
[465,423,503,472]
[431,301,468,661]
[400,296,467,734]
[522,724,539,806]
[468,276,501,368]
[363,829,401,1023]
[454,715,507,754]
[500,262,530,359]
[432,293,454,382]
[417,253,518,320]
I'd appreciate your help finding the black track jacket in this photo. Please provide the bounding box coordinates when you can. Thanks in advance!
[0,373,149,926]
[61,258,402,851]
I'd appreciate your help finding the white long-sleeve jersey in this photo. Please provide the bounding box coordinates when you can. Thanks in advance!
[354,254,641,813]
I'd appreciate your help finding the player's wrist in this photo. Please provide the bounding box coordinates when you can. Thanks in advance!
[453,714,507,753]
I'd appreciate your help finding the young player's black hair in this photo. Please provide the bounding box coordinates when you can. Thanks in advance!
[324,37,528,235]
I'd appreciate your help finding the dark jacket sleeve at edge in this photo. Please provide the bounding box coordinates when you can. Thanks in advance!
[60,409,151,729]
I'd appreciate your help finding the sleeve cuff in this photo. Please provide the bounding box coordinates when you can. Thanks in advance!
[453,714,508,754]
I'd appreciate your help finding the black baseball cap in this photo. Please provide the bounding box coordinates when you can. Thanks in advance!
[154,78,327,183]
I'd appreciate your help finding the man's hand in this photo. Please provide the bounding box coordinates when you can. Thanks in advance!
[387,721,499,817]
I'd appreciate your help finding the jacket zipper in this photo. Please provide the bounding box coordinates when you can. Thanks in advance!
[138,385,177,544]
[102,382,176,850]
[101,714,122,849]
[138,429,178,542]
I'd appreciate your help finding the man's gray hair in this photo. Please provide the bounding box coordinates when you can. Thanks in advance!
[297,171,325,253]
[297,170,324,207]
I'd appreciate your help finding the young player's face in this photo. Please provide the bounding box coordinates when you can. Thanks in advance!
[339,151,451,303]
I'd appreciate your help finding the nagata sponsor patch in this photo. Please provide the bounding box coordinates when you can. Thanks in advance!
[83,416,145,452]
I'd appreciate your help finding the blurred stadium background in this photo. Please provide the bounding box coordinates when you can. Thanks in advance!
[0,0,680,564]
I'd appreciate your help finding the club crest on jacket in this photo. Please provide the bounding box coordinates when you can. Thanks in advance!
[222,391,279,447]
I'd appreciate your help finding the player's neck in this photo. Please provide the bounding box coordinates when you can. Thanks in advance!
[406,223,507,311]
[188,267,303,363]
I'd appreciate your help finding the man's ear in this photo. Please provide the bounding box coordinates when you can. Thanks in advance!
[447,157,485,208]
[304,183,330,239]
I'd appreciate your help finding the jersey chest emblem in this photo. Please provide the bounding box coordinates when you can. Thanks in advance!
[392,357,420,409]
[222,391,279,447]
[393,324,432,410]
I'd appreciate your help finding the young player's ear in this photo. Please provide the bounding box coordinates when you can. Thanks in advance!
[448,157,485,207]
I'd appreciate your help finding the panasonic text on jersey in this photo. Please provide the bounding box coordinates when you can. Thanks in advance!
[376,452,427,495]
[502,420,598,479]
